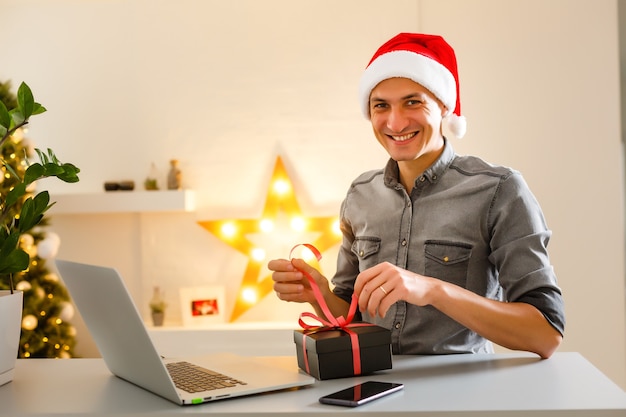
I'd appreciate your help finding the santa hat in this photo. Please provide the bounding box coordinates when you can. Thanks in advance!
[358,33,467,138]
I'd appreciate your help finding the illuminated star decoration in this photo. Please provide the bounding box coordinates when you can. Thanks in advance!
[198,156,342,322]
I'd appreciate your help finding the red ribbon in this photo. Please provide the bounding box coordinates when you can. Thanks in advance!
[290,243,371,376]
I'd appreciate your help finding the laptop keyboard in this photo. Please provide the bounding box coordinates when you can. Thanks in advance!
[166,361,248,393]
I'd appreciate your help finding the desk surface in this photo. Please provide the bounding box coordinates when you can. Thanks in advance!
[1,352,625,416]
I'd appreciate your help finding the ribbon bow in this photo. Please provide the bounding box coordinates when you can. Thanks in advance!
[290,243,371,375]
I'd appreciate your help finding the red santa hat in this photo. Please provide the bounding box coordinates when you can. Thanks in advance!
[358,33,467,138]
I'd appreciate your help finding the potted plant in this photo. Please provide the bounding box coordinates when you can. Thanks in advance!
[149,286,167,326]
[0,82,79,386]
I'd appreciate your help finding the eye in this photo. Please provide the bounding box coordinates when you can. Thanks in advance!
[406,99,423,106]
[371,102,389,110]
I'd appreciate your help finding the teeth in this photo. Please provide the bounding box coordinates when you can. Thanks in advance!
[391,132,416,141]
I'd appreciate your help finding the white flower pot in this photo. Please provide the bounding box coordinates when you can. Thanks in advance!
[0,290,23,386]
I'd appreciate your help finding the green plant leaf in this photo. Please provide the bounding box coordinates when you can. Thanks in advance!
[0,247,29,274]
[30,149,81,183]
[32,190,50,214]
[0,101,10,129]
[0,232,19,258]
[3,161,20,180]
[6,183,26,207]
[9,108,24,128]
[35,148,49,164]
[32,103,46,115]
[0,227,8,247]
[23,162,45,185]
[17,197,35,232]
[58,163,80,183]
[0,232,29,275]
[17,82,34,120]
[18,192,48,232]
[46,148,58,163]
[43,162,64,176]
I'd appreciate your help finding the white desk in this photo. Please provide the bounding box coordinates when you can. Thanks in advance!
[1,353,625,416]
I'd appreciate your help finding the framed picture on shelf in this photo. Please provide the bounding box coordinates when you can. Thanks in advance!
[179,285,226,326]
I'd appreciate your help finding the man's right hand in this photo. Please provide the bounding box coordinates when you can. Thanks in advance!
[268,258,328,306]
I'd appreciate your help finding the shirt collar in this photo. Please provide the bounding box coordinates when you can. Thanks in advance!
[383,138,455,188]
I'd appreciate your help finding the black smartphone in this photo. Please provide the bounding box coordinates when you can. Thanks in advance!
[318,381,404,407]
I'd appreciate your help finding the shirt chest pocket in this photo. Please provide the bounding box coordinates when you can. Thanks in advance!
[351,236,381,271]
[424,240,472,287]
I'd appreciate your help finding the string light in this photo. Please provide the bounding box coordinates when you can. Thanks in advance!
[198,156,342,321]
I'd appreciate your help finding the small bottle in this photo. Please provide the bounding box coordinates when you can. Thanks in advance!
[144,162,159,190]
[167,159,182,190]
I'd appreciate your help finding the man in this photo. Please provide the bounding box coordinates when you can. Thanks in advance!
[269,33,564,359]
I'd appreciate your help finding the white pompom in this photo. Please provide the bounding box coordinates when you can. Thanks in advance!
[445,114,467,139]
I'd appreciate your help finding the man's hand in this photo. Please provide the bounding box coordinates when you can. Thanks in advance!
[268,257,350,319]
[354,261,435,317]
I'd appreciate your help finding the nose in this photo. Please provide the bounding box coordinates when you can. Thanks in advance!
[386,107,410,133]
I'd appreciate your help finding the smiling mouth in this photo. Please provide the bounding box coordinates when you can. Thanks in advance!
[390,132,417,142]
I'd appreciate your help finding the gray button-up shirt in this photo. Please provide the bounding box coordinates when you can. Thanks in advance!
[333,140,565,354]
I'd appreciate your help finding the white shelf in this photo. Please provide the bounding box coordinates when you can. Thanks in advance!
[47,190,196,214]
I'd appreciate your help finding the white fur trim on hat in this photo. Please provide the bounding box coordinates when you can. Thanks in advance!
[359,50,457,120]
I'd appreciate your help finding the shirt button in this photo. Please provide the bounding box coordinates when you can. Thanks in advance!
[401,239,407,246]
[359,250,364,257]
[432,175,437,181]
[419,176,426,182]
[394,322,401,329]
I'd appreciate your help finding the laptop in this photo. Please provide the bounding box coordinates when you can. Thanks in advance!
[54,259,314,405]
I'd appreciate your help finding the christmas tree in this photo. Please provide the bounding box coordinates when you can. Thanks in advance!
[0,80,77,358]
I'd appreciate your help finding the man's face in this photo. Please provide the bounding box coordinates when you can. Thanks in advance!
[369,77,446,164]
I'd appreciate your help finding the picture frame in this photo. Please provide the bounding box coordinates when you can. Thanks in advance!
[179,285,226,326]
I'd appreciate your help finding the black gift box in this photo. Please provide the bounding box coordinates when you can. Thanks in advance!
[293,324,392,380]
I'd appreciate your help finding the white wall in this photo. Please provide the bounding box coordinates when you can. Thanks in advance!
[420,0,626,390]
[3,0,625,389]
